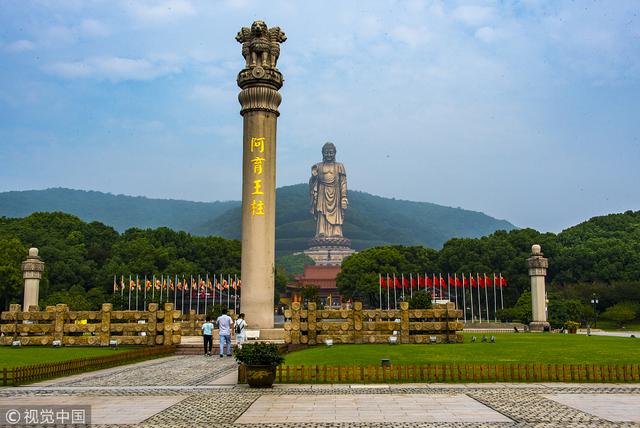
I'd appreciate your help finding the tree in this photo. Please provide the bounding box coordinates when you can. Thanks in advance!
[408,291,432,309]
[299,284,320,307]
[601,303,637,327]
[0,238,27,310]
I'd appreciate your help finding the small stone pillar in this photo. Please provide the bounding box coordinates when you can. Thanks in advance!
[21,248,44,310]
[527,244,550,332]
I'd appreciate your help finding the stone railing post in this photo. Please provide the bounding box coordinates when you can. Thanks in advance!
[147,303,158,346]
[100,303,112,346]
[400,302,410,344]
[163,303,174,346]
[291,302,301,344]
[307,302,317,345]
[53,304,67,344]
[353,302,363,344]
[189,309,196,336]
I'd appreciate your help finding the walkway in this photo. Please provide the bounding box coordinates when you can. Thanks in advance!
[1,355,639,427]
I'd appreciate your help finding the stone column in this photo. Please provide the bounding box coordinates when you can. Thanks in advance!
[236,21,286,329]
[527,244,550,332]
[21,248,44,310]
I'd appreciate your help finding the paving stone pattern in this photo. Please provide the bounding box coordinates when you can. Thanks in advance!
[0,355,638,427]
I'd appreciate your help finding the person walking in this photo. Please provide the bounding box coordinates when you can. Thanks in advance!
[201,316,214,356]
[234,313,247,348]
[216,308,233,358]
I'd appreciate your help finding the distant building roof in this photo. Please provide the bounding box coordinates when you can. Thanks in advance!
[287,265,341,290]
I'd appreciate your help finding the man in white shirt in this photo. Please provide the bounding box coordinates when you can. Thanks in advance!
[201,316,214,356]
[216,308,234,358]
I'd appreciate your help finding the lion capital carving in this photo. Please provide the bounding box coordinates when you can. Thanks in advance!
[236,20,286,69]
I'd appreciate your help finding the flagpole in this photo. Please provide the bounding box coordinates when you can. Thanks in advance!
[386,273,390,310]
[493,273,497,322]
[410,273,414,299]
[378,273,382,310]
[219,273,223,306]
[227,274,231,309]
[120,274,124,302]
[454,273,459,309]
[213,274,218,310]
[205,273,209,316]
[152,274,155,301]
[128,274,132,310]
[484,273,490,323]
[393,273,397,310]
[439,273,443,300]
[476,273,482,323]
[469,273,474,322]
[135,274,139,311]
[234,274,238,313]
[174,274,178,305]
[189,274,193,312]
[499,273,504,310]
[462,273,467,322]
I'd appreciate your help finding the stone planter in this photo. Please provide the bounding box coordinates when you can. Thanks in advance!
[245,365,277,388]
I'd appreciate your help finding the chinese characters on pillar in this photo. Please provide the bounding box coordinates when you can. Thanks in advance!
[249,137,266,217]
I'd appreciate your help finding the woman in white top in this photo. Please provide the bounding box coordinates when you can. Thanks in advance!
[234,313,247,347]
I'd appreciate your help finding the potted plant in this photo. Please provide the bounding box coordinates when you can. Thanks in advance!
[564,321,580,334]
[235,342,284,388]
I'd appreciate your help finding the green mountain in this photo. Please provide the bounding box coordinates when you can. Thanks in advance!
[0,185,515,252]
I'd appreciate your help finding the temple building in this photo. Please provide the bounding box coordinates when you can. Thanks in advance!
[286,265,343,307]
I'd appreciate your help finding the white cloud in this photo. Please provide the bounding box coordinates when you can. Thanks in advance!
[80,19,111,37]
[45,56,182,81]
[390,25,431,48]
[452,5,495,26]
[5,39,35,52]
[124,0,196,24]
[475,26,498,43]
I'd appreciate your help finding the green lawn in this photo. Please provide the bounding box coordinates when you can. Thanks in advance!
[0,346,132,369]
[284,333,640,366]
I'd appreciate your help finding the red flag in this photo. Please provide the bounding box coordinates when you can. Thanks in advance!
[439,276,446,287]
[470,276,477,287]
[394,277,401,288]
[478,275,485,288]
[402,276,408,287]
[448,275,455,286]
[410,275,417,288]
[501,277,507,287]
[455,276,462,287]
[485,275,492,286]
[426,276,433,287]
[463,275,469,287]
[379,276,386,288]
[418,275,425,287]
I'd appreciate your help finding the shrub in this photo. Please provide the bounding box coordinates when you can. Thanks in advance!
[408,291,433,309]
[234,342,284,366]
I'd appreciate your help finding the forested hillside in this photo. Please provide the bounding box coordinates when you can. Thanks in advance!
[0,185,516,253]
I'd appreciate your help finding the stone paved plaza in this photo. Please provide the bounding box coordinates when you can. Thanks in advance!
[1,355,639,427]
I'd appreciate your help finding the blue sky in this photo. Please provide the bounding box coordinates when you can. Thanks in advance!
[1,0,639,232]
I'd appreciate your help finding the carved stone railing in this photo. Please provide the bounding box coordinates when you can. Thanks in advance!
[284,301,463,345]
[1,303,181,346]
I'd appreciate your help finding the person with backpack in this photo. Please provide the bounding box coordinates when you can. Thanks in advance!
[234,313,247,348]
[201,316,214,356]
